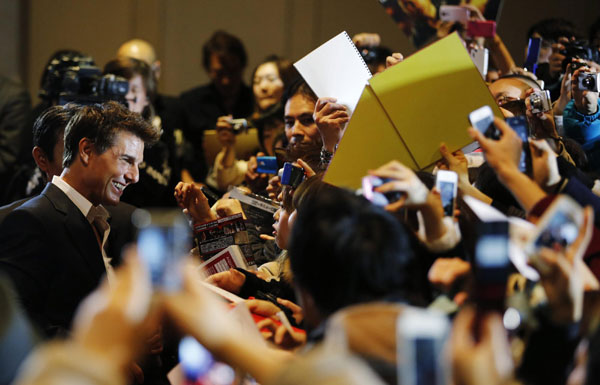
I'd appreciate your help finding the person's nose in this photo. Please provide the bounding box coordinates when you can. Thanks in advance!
[273,207,281,221]
[291,120,306,139]
[125,164,139,184]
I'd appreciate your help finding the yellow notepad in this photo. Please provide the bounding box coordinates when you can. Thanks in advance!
[324,33,502,189]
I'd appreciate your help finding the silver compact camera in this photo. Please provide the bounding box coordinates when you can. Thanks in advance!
[579,72,600,92]
[529,90,552,114]
[229,118,249,134]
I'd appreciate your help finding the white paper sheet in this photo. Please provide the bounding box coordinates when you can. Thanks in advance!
[294,31,372,112]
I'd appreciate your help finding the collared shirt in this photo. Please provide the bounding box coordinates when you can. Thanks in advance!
[51,175,114,284]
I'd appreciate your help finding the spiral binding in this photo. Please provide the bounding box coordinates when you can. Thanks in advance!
[343,31,372,77]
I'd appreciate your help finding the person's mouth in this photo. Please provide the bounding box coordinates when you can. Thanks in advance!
[112,181,126,194]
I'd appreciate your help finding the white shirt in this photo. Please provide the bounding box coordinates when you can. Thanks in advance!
[51,175,115,284]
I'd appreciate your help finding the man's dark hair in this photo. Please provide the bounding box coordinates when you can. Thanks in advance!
[33,104,80,161]
[103,57,157,102]
[202,30,247,71]
[527,18,579,42]
[63,101,158,167]
[281,78,317,108]
[288,187,412,316]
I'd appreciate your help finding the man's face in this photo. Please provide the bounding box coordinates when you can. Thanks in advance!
[125,75,149,114]
[87,131,144,206]
[489,78,530,116]
[284,94,319,146]
[208,53,243,99]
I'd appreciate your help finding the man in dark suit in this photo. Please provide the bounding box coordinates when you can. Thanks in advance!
[0,101,158,338]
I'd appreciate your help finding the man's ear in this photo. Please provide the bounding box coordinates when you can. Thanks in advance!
[79,138,95,166]
[32,146,48,173]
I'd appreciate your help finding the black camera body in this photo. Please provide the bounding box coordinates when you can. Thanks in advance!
[41,54,128,105]
[561,41,600,72]
[579,72,600,92]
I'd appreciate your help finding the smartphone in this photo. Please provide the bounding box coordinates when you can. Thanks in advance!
[362,175,403,206]
[527,195,583,254]
[466,20,496,38]
[473,221,510,312]
[179,336,235,384]
[436,170,458,217]
[469,105,499,140]
[524,38,542,73]
[470,47,489,77]
[397,308,450,385]
[438,5,470,23]
[279,162,305,188]
[132,208,191,291]
[256,156,279,174]
[506,116,531,174]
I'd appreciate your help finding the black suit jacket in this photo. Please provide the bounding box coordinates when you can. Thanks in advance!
[0,183,135,337]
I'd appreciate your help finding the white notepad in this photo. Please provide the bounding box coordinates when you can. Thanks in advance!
[294,31,372,112]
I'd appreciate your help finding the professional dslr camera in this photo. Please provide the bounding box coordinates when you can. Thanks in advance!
[561,41,600,72]
[579,72,600,92]
[40,53,128,105]
[529,90,552,114]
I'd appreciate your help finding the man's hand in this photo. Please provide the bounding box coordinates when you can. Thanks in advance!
[529,206,598,324]
[439,143,469,187]
[553,63,573,116]
[206,268,246,294]
[450,307,514,385]
[352,32,381,48]
[215,198,244,219]
[369,160,429,210]
[385,53,404,69]
[572,66,599,115]
[72,247,153,375]
[314,97,350,152]
[529,139,561,189]
[174,182,217,224]
[216,115,236,148]
[468,117,522,179]
[525,88,559,140]
[428,257,471,292]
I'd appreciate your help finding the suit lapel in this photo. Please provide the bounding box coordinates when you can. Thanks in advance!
[43,184,106,280]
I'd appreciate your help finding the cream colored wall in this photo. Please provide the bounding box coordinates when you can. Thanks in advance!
[17,0,600,104]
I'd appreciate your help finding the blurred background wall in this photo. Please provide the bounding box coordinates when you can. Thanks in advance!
[1,0,599,104]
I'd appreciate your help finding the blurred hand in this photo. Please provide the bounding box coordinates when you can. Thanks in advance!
[215,198,244,219]
[206,268,246,294]
[529,139,561,189]
[524,88,559,140]
[451,307,514,385]
[255,318,306,350]
[572,66,599,115]
[553,63,573,116]
[245,299,281,318]
[549,38,569,78]
[529,206,598,323]
[428,257,471,292]
[385,53,404,69]
[352,32,380,48]
[266,175,282,200]
[174,182,217,224]
[468,117,522,178]
[369,160,429,209]
[314,97,350,152]
[216,115,236,148]
[245,152,269,193]
[72,247,153,374]
[295,158,316,178]
[439,143,469,187]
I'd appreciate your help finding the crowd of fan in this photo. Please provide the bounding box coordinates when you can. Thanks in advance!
[1,8,600,385]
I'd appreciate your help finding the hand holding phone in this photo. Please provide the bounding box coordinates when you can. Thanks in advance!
[469,105,499,140]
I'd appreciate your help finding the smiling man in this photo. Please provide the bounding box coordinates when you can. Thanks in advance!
[0,101,158,338]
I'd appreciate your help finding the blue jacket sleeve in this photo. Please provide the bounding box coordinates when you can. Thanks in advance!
[563,99,600,149]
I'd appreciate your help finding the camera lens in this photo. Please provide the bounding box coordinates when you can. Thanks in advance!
[582,76,595,89]
[530,93,541,109]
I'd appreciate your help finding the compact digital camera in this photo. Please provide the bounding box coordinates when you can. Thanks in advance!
[529,90,552,114]
[579,72,600,92]
[229,118,249,134]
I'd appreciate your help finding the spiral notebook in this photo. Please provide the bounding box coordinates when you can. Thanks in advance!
[294,31,372,112]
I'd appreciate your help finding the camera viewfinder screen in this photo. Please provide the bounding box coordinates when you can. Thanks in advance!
[534,211,579,251]
[439,181,455,217]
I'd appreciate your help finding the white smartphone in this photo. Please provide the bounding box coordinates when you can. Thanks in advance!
[468,105,499,139]
[439,5,470,23]
[435,170,458,217]
[397,308,450,385]
[470,47,489,77]
[133,208,191,291]
[526,195,583,255]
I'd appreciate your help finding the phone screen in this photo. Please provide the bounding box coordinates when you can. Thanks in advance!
[474,221,509,310]
[438,181,456,217]
[133,209,191,291]
[534,210,580,251]
[469,106,499,139]
[506,116,531,173]
[415,338,437,385]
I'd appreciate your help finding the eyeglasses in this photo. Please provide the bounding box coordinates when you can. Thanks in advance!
[496,97,526,116]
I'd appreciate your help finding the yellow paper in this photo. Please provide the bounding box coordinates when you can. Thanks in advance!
[324,33,502,189]
[369,33,502,169]
[324,85,417,189]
